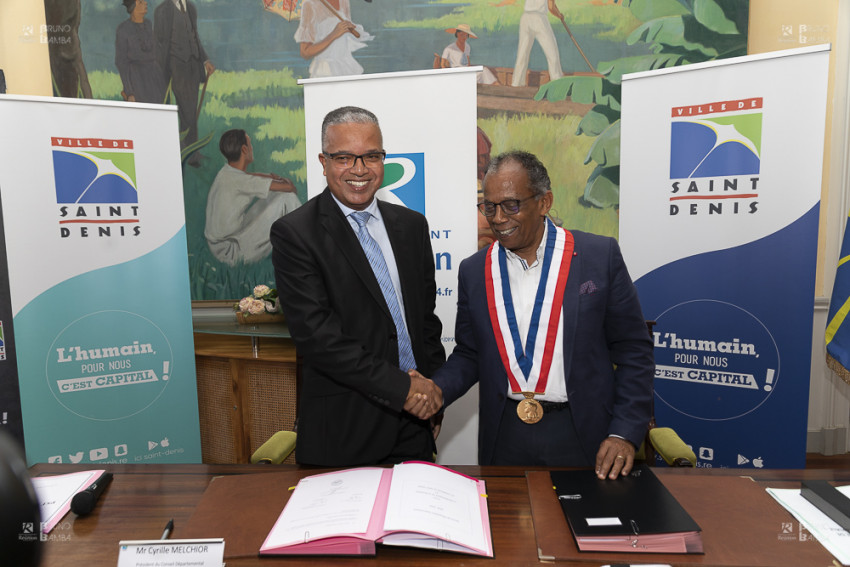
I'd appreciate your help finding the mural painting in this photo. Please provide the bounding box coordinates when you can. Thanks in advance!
[44,0,748,300]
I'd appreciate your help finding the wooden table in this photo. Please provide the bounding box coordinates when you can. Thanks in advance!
[29,463,850,567]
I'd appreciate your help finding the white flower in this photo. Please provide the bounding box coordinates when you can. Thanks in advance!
[247,298,266,315]
[235,285,280,317]
[238,297,253,312]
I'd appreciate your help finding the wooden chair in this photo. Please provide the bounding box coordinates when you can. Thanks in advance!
[251,430,297,464]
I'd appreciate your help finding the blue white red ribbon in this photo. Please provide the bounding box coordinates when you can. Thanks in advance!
[484,219,573,395]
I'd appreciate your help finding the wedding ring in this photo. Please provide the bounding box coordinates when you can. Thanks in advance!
[615,455,625,460]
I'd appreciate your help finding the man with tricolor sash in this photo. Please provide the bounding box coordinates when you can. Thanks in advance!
[426,151,654,478]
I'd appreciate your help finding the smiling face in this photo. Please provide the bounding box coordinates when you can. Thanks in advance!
[482,160,552,263]
[319,122,384,211]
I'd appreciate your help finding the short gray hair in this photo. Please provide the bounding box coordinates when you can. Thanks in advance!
[485,150,551,198]
[321,106,380,150]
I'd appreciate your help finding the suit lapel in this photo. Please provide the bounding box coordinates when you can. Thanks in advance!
[561,237,580,380]
[317,190,392,319]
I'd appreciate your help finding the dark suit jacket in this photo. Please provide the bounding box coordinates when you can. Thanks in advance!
[153,0,207,81]
[433,229,654,465]
[270,189,445,466]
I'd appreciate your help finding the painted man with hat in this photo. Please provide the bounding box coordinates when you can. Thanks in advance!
[440,24,499,85]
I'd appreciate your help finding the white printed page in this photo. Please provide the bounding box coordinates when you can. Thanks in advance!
[32,470,105,533]
[263,468,383,547]
[381,462,489,554]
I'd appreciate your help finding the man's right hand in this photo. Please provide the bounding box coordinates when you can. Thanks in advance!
[404,370,443,420]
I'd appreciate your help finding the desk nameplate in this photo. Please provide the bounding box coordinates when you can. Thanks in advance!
[117,538,224,567]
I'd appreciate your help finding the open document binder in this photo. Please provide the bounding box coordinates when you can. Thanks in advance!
[259,461,493,557]
[551,465,703,553]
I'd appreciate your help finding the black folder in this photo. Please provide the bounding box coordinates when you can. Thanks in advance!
[801,480,850,532]
[551,465,703,553]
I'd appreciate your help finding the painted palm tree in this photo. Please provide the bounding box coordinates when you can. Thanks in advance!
[535,0,748,209]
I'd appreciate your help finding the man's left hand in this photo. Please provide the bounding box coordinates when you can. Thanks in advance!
[595,437,635,480]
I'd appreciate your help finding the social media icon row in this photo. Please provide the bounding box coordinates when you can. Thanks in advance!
[48,437,169,463]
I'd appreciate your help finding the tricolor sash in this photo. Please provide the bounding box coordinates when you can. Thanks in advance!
[485,219,574,395]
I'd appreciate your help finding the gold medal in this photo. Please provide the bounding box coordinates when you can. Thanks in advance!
[517,393,543,424]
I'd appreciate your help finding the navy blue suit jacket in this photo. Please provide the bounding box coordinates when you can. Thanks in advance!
[433,229,654,465]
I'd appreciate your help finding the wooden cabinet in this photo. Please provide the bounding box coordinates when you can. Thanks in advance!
[193,332,298,464]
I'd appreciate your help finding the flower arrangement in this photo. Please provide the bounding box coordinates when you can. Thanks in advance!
[235,285,280,317]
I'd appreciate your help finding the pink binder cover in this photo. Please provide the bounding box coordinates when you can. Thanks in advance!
[260,462,493,557]
[259,467,392,556]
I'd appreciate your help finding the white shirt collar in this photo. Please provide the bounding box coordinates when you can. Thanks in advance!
[330,193,383,224]
[503,217,549,271]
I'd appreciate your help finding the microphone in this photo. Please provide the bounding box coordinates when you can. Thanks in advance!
[70,472,113,516]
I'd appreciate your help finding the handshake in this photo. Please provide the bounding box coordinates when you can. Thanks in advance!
[404,369,443,420]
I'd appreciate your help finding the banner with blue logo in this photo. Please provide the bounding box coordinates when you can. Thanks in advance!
[300,68,480,463]
[620,46,830,469]
[0,95,201,465]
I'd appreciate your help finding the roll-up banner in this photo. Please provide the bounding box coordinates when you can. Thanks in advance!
[0,95,201,465]
[0,188,24,445]
[300,68,479,464]
[620,45,830,469]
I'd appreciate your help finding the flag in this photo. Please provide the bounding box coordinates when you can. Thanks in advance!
[263,0,302,21]
[826,211,850,384]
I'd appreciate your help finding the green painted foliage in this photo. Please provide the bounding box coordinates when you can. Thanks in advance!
[537,0,747,209]
[693,0,744,35]
[536,76,620,110]
[582,165,621,209]
[627,0,691,22]
[629,16,717,57]
[575,106,619,137]
[586,119,621,168]
[599,53,686,84]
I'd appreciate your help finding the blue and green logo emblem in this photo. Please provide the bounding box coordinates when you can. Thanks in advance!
[381,152,425,215]
[670,98,763,179]
[51,137,138,204]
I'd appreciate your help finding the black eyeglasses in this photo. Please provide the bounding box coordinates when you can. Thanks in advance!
[477,196,537,217]
[322,151,386,168]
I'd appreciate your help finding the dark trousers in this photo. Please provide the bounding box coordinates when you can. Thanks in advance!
[380,414,435,465]
[168,57,201,148]
[491,399,591,466]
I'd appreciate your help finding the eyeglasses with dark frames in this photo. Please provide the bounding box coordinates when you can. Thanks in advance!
[322,151,387,168]
[477,195,538,217]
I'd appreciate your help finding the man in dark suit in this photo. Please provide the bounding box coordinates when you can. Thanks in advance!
[270,106,445,466]
[154,0,214,165]
[426,151,654,478]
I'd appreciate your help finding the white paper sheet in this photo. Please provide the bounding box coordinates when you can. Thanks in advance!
[381,462,488,553]
[31,470,104,532]
[262,467,383,546]
[767,486,850,565]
